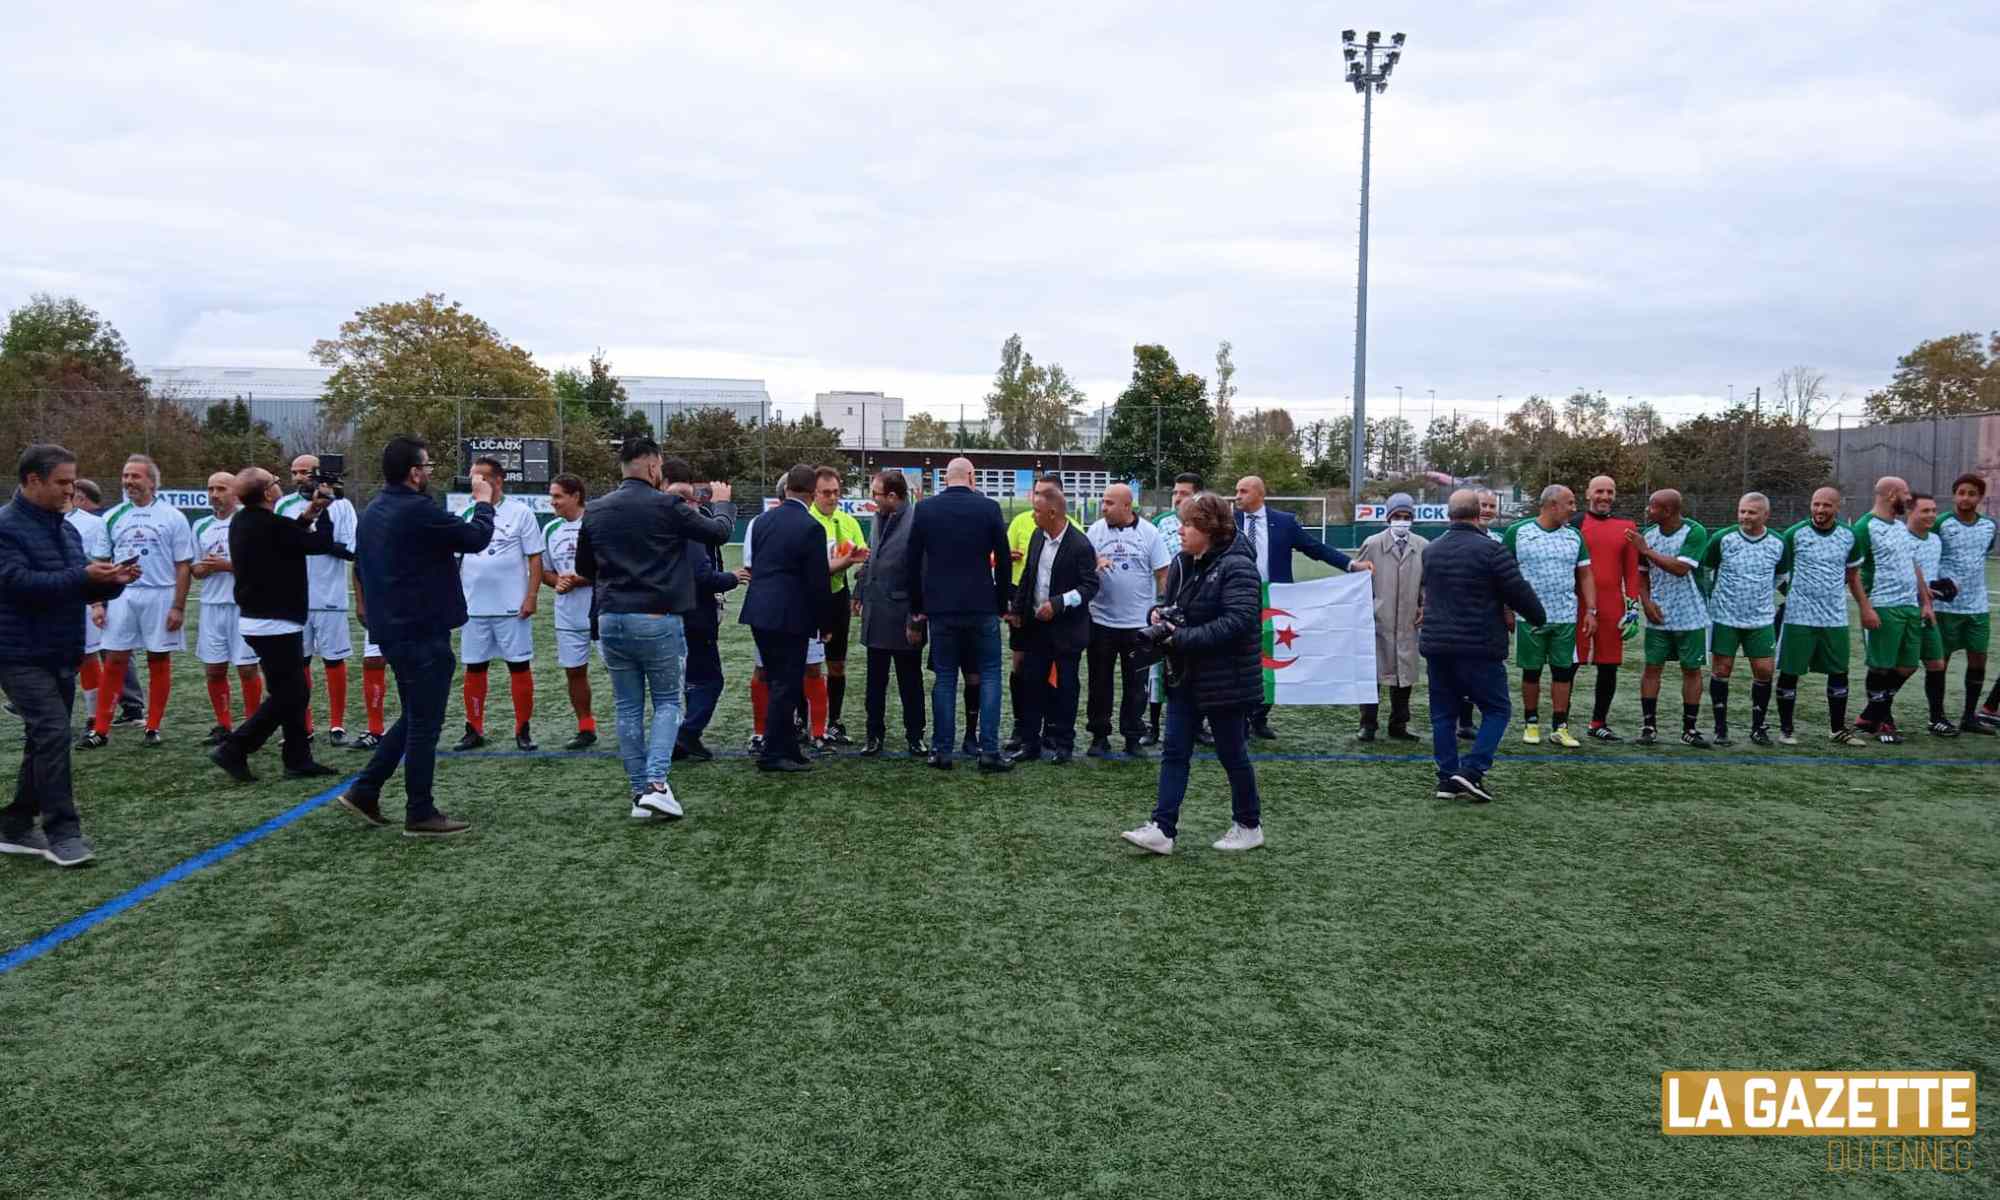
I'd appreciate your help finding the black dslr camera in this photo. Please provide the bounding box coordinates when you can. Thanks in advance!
[305,453,345,501]
[1130,604,1188,679]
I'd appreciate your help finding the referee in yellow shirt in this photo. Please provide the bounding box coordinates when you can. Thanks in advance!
[809,465,869,744]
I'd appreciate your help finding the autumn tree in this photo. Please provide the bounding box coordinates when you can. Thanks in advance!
[902,412,954,446]
[1862,331,2000,422]
[659,408,752,483]
[311,293,556,485]
[197,398,285,475]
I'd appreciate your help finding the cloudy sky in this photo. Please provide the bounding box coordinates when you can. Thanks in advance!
[5,1,1995,428]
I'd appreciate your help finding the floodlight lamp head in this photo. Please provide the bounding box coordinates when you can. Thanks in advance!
[1343,47,1357,61]
[1376,80,1387,93]
[1352,79,1366,93]
[1366,30,1381,45]
[1342,28,1356,42]
[1392,32,1406,46]
[1385,51,1399,66]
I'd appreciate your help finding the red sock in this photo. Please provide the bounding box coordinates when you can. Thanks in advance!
[146,656,172,732]
[363,662,387,735]
[206,677,233,729]
[241,672,263,721]
[93,658,124,735]
[78,657,102,692]
[464,671,488,733]
[325,661,349,730]
[807,673,828,739]
[508,667,535,734]
[577,714,596,733]
[751,674,768,736]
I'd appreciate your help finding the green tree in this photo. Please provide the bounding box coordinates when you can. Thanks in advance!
[1213,340,1237,457]
[1652,407,1830,501]
[197,398,284,475]
[902,412,954,446]
[552,349,640,485]
[983,334,1084,449]
[1420,412,1501,478]
[753,415,848,482]
[1862,331,2000,422]
[0,293,204,485]
[659,408,752,483]
[310,293,556,484]
[1095,345,1217,489]
[1224,440,1309,495]
[1369,416,1419,477]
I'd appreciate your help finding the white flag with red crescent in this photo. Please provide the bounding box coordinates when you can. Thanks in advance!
[1261,575,1378,705]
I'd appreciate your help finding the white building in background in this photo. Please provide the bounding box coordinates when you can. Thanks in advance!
[621,376,770,427]
[814,390,906,449]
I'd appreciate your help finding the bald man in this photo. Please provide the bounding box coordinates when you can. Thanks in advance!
[1629,489,1711,746]
[1574,474,1641,739]
[1698,492,1786,745]
[903,456,1014,771]
[276,453,359,744]
[1500,484,1595,746]
[1850,475,1932,742]
[1234,474,1368,739]
[1773,486,1863,743]
[1084,483,1171,756]
[190,470,264,744]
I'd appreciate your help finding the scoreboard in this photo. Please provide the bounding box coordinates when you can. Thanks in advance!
[461,436,552,485]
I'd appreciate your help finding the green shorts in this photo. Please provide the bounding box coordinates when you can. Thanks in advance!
[1645,627,1707,670]
[1516,622,1577,672]
[1776,624,1850,676]
[1709,623,1776,660]
[1935,612,1991,657]
[1863,605,1924,670]
[1920,618,1945,664]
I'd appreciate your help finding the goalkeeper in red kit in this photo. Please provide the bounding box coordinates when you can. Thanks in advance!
[1574,474,1641,740]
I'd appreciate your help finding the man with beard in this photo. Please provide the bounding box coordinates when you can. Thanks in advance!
[1850,476,1933,743]
[1931,473,1995,734]
[1628,489,1711,747]
[1573,475,1640,741]
[1698,492,1786,746]
[1774,486,1863,744]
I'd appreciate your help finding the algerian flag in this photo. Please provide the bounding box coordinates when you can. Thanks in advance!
[1263,575,1378,705]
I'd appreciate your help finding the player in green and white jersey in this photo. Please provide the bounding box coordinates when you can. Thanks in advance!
[1142,473,1201,746]
[1629,489,1711,747]
[1500,485,1596,747]
[1697,492,1786,746]
[1773,486,1863,744]
[1905,495,1959,737]
[1850,476,1933,743]
[1933,473,1996,734]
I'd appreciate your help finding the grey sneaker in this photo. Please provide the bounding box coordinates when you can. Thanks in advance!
[44,834,97,867]
[0,827,52,858]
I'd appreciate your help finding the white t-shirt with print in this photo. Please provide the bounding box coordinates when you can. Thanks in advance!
[541,515,592,631]
[458,496,546,617]
[102,496,195,589]
[1087,517,1172,629]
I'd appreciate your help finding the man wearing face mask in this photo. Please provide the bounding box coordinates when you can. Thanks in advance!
[1352,493,1427,741]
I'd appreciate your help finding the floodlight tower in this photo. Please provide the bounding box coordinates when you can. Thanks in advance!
[1343,29,1406,498]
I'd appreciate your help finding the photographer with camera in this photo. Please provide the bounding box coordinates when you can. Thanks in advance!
[277,454,358,744]
[1119,492,1265,855]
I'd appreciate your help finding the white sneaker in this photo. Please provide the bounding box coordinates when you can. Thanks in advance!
[1119,821,1173,855]
[636,782,683,821]
[1212,823,1265,852]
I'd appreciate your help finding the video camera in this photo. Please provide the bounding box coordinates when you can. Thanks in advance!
[304,453,345,501]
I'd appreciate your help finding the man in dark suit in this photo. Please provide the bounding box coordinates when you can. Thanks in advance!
[1233,474,1373,739]
[1007,476,1100,763]
[739,464,831,772]
[854,470,926,757]
[667,483,740,764]
[903,456,1013,772]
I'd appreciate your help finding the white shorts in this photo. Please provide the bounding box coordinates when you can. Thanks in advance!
[83,606,102,655]
[363,639,382,659]
[196,604,260,667]
[301,611,353,661]
[555,626,594,670]
[101,588,186,654]
[463,616,533,664]
[752,635,826,669]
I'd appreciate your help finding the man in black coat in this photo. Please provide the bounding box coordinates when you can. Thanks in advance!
[1006,478,1100,763]
[903,456,1013,772]
[1419,488,1549,803]
[739,463,832,772]
[209,467,340,784]
[665,482,740,763]
[854,470,925,757]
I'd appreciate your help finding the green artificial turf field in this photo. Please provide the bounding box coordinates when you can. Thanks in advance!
[1,553,1994,1197]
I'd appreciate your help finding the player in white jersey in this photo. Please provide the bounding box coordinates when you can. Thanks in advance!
[454,457,546,751]
[87,454,194,747]
[63,483,112,741]
[741,495,829,754]
[1142,472,1202,746]
[1696,492,1786,746]
[1904,494,1959,736]
[541,474,598,750]
[1773,486,1863,744]
[275,455,359,744]
[1500,485,1596,747]
[190,472,264,746]
[1850,476,1933,743]
[1933,472,1998,733]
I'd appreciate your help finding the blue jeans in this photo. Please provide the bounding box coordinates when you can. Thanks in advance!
[355,632,457,821]
[679,629,723,744]
[928,614,1002,759]
[1150,687,1260,840]
[598,613,687,793]
[1426,654,1511,783]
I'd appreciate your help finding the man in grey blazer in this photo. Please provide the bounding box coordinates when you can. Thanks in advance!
[855,471,927,756]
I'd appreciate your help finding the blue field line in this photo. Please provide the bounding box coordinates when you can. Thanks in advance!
[0,777,351,979]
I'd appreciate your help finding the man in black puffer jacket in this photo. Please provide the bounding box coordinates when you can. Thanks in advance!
[1120,492,1266,856]
[1419,489,1548,802]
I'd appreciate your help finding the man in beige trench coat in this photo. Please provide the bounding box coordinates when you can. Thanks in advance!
[1353,492,1427,741]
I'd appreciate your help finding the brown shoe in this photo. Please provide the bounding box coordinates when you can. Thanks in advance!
[337,792,388,827]
[403,812,471,838]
